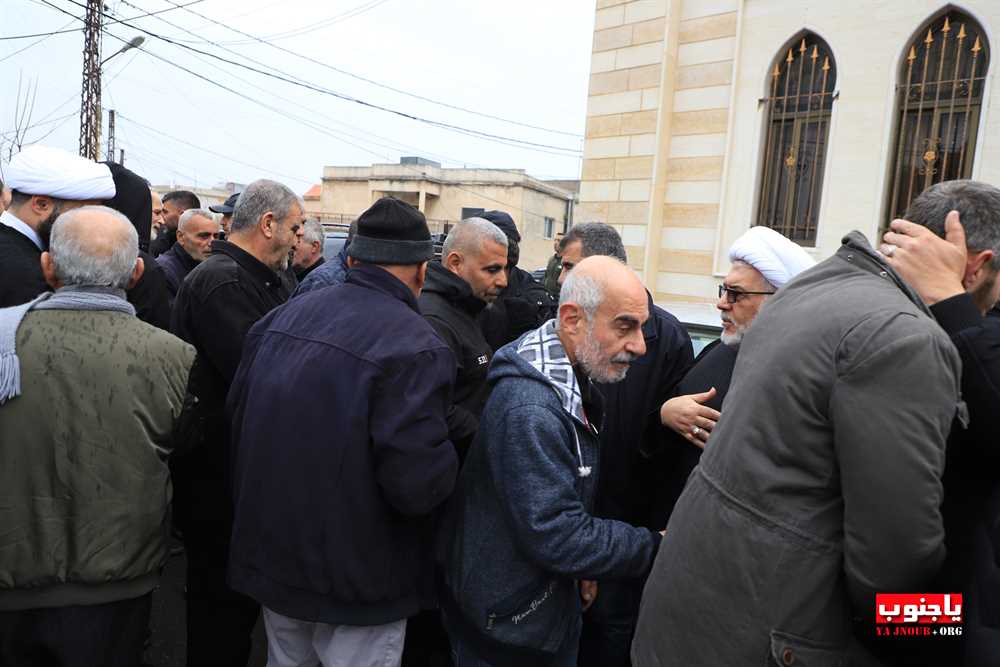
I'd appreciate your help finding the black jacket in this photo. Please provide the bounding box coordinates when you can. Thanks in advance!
[477,266,557,351]
[294,256,325,282]
[170,239,290,533]
[592,294,693,530]
[149,228,176,257]
[156,242,199,307]
[227,265,459,626]
[128,250,172,331]
[419,261,493,456]
[646,338,737,528]
[0,222,47,307]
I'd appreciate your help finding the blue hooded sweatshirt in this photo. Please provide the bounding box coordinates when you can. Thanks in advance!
[440,320,662,665]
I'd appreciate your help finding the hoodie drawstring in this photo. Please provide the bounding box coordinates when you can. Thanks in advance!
[573,427,592,478]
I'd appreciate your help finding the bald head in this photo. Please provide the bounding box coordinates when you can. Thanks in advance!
[43,205,142,289]
[558,256,648,383]
[442,217,509,302]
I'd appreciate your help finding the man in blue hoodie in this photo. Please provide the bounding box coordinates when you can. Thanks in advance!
[440,256,664,667]
[226,197,459,667]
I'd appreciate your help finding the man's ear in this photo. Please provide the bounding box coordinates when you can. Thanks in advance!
[415,261,428,293]
[31,195,54,218]
[558,302,583,335]
[127,257,145,290]
[965,249,995,288]
[444,250,463,275]
[259,212,276,239]
[40,251,61,289]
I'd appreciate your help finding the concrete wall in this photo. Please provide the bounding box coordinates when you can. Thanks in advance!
[581,0,1000,305]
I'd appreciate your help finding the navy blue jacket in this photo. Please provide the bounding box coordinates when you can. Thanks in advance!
[226,264,459,626]
[156,241,198,308]
[293,243,348,297]
[440,322,661,665]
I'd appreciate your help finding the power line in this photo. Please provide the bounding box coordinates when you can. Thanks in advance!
[0,26,81,40]
[158,0,583,139]
[235,0,392,42]
[0,19,76,62]
[46,0,581,155]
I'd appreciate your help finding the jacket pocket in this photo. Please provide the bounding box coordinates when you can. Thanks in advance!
[485,578,569,654]
[768,630,849,667]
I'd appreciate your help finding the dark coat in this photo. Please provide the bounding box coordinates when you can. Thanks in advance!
[101,162,171,331]
[294,244,348,297]
[149,228,176,257]
[170,239,290,535]
[293,255,325,282]
[632,233,962,667]
[419,261,493,456]
[592,294,693,530]
[157,241,199,306]
[477,266,557,352]
[0,222,47,307]
[226,265,459,626]
[646,338,737,528]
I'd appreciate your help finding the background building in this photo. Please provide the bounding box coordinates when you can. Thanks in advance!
[151,183,242,210]
[313,157,578,270]
[582,0,999,306]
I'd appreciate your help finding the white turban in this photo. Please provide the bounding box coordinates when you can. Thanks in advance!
[5,145,115,201]
[728,226,816,289]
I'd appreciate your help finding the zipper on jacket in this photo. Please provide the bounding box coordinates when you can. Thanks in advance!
[486,613,496,630]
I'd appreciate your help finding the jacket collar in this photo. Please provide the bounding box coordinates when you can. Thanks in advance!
[838,231,933,317]
[347,264,420,312]
[424,261,487,316]
[210,239,282,288]
[168,241,199,272]
[0,211,43,251]
[642,290,657,341]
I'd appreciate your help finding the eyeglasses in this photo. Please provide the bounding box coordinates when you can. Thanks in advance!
[718,284,775,304]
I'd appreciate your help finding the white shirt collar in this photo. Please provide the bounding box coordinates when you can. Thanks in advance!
[0,210,43,250]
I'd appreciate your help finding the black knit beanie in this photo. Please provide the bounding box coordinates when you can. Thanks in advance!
[348,197,433,265]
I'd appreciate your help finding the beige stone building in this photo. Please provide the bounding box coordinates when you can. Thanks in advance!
[150,184,238,210]
[582,0,999,307]
[314,158,578,270]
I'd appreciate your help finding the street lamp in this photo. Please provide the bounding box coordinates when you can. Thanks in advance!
[101,35,145,66]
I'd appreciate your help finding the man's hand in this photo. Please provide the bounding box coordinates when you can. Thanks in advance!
[659,388,720,449]
[580,580,598,612]
[881,211,967,306]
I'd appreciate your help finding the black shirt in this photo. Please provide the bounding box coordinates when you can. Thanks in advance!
[149,227,177,258]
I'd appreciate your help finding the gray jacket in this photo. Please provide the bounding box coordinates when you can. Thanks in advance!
[632,232,963,667]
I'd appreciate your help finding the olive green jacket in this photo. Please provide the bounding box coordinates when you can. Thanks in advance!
[0,309,195,610]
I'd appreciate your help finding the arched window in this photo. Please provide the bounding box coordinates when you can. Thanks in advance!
[887,9,990,221]
[756,32,837,245]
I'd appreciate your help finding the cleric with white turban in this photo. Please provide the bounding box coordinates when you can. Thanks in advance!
[655,225,816,457]
[728,226,816,290]
[0,145,115,308]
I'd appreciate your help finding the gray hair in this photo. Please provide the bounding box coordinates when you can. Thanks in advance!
[905,180,1000,269]
[50,205,138,288]
[178,208,216,231]
[558,270,604,327]
[230,179,303,233]
[563,222,627,263]
[302,219,325,248]
[442,217,508,257]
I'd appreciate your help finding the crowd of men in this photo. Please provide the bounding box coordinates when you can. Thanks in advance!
[0,143,999,667]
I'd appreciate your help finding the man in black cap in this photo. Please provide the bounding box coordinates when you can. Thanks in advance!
[171,178,303,667]
[209,191,240,240]
[476,210,557,351]
[227,196,458,667]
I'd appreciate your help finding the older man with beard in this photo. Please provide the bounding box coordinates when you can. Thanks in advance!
[439,256,664,667]
[648,226,814,523]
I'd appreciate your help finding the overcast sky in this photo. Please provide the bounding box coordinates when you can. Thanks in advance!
[0,0,595,196]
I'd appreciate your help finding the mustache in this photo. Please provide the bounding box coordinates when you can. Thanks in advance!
[611,352,637,364]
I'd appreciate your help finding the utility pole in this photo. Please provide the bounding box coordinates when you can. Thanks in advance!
[106,109,116,162]
[119,148,125,166]
[79,0,103,160]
